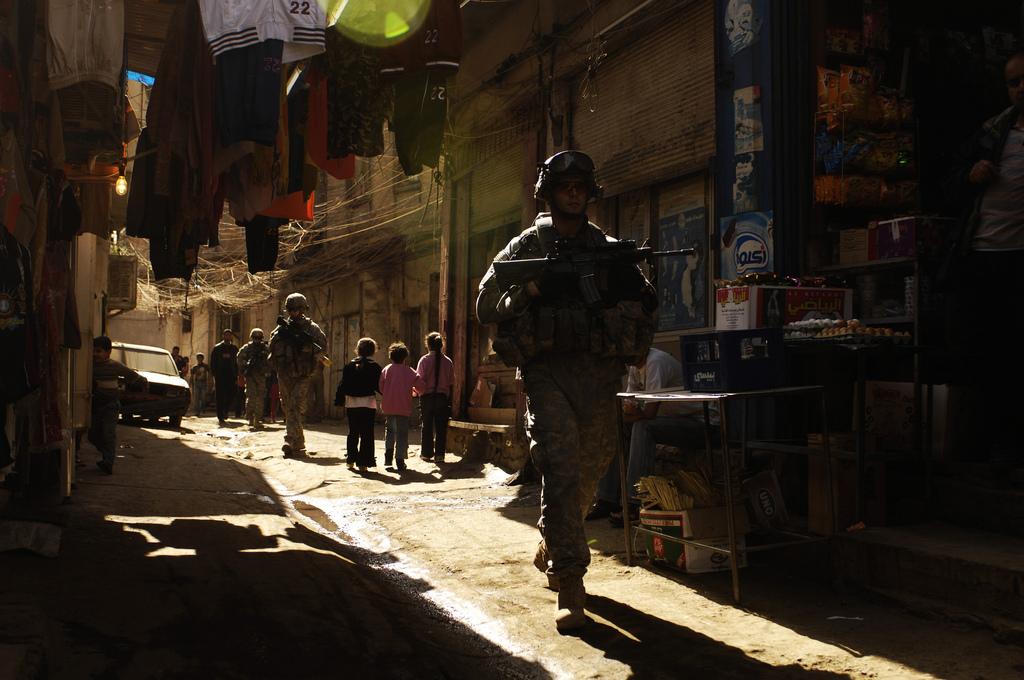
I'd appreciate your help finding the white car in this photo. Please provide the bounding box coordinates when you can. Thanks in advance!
[111,342,191,428]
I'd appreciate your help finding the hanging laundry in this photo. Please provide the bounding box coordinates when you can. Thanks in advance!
[48,180,81,243]
[216,39,285,148]
[321,32,388,159]
[0,34,21,119]
[46,0,124,91]
[225,148,275,223]
[77,182,111,237]
[42,240,80,349]
[379,0,463,79]
[36,240,74,447]
[304,64,355,180]
[390,71,449,176]
[0,128,36,247]
[243,215,283,274]
[272,77,290,198]
[283,69,311,196]
[142,0,222,263]
[199,0,326,64]
[125,128,169,240]
[260,190,313,221]
[0,226,38,403]
[150,230,199,282]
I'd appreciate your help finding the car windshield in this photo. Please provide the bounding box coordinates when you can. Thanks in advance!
[120,348,179,377]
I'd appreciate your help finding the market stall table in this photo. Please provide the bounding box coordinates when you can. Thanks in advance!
[616,385,836,605]
[783,341,934,521]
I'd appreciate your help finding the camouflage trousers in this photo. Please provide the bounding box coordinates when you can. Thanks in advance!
[278,375,311,451]
[244,376,266,425]
[523,353,624,579]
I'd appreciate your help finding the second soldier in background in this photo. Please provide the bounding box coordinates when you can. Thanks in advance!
[236,328,270,430]
[268,293,328,457]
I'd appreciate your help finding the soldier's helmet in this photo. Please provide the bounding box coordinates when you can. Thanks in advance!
[534,150,603,202]
[250,328,265,340]
[284,293,308,312]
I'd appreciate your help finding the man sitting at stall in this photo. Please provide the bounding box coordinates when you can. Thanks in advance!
[586,346,713,526]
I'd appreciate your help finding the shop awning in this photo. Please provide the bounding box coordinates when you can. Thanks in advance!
[125,0,177,78]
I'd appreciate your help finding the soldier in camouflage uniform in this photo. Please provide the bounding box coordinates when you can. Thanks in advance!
[477,151,656,631]
[268,293,328,458]
[236,328,270,430]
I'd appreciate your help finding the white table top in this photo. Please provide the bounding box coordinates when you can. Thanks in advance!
[617,385,824,402]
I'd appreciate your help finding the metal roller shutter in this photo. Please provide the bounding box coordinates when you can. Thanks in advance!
[468,144,523,235]
[573,0,715,196]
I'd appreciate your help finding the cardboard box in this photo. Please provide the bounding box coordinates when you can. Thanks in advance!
[715,286,853,330]
[839,229,871,265]
[808,456,887,534]
[640,506,750,539]
[742,470,789,529]
[875,216,955,260]
[640,511,748,573]
[856,381,949,454]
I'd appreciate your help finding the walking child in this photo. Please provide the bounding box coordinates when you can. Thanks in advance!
[190,353,210,416]
[414,332,453,464]
[378,342,424,472]
[336,337,382,471]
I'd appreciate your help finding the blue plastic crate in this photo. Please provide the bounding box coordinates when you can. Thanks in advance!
[680,329,785,392]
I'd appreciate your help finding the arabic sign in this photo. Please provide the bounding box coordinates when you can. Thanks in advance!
[718,210,773,279]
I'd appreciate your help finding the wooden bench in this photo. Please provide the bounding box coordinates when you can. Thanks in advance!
[448,364,528,471]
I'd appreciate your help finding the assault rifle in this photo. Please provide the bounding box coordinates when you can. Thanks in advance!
[275,316,332,367]
[492,239,695,307]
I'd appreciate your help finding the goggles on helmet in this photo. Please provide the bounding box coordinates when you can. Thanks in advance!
[542,151,595,176]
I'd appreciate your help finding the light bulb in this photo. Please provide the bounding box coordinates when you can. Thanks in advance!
[115,175,128,196]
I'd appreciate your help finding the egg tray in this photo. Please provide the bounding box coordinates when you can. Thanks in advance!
[812,333,911,345]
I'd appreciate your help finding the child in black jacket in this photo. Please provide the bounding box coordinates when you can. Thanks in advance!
[336,337,382,470]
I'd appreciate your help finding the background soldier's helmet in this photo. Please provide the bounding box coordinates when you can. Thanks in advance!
[534,150,603,202]
[250,328,264,339]
[285,293,308,312]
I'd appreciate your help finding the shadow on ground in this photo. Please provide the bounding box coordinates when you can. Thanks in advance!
[493,479,1011,680]
[579,594,845,679]
[1,425,553,679]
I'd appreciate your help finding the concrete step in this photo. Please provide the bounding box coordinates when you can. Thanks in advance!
[931,475,1024,537]
[836,522,1024,625]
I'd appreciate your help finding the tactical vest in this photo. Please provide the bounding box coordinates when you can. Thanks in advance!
[270,322,318,378]
[490,221,655,368]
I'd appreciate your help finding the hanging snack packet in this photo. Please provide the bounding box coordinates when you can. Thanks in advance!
[840,65,873,120]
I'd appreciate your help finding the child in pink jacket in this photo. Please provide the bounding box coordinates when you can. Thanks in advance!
[378,343,423,472]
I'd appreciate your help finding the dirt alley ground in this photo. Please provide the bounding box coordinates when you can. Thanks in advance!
[3,414,1024,679]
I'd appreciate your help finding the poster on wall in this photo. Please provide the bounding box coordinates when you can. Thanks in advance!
[657,207,708,331]
[719,210,774,280]
[724,0,763,56]
[733,153,758,212]
[733,86,764,154]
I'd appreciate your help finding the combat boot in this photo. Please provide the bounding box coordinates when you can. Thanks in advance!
[554,576,586,631]
[282,443,293,458]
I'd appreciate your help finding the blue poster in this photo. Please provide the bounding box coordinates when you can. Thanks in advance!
[657,207,708,331]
